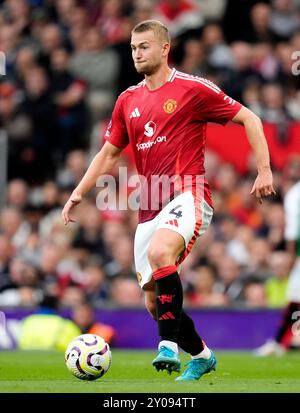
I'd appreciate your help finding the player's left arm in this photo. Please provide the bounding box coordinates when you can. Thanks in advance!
[232,106,276,203]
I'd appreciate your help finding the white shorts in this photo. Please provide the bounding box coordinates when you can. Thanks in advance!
[134,190,213,288]
[287,258,300,302]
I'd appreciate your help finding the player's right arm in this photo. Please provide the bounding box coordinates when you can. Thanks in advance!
[62,93,129,225]
[62,142,123,225]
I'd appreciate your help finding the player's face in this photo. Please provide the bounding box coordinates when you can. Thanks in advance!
[131,31,168,75]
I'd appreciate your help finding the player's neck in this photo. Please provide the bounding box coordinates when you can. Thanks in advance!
[144,66,172,91]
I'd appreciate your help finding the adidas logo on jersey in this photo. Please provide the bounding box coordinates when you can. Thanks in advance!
[130,107,140,118]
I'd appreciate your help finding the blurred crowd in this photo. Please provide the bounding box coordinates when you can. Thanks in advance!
[1,0,300,310]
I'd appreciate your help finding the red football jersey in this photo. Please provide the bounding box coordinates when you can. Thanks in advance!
[105,69,242,223]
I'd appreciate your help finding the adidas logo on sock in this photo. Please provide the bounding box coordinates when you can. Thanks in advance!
[159,312,175,320]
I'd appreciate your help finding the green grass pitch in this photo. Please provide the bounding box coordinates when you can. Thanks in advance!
[0,350,299,393]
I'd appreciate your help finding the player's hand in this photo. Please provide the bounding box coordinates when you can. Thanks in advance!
[250,168,276,204]
[62,192,82,225]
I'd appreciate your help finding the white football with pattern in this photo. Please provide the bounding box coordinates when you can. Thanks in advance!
[65,334,112,380]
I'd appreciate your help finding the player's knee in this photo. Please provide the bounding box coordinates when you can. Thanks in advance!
[147,246,172,270]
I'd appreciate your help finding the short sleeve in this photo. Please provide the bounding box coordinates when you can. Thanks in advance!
[104,94,129,149]
[197,80,242,125]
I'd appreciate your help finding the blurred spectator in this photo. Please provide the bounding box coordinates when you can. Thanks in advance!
[244,237,272,281]
[223,0,273,44]
[259,202,285,250]
[216,214,239,243]
[30,7,52,42]
[3,0,31,37]
[0,234,13,292]
[68,5,90,33]
[18,294,81,351]
[0,25,20,77]
[101,220,130,254]
[54,0,77,30]
[37,23,64,73]
[155,0,204,38]
[214,256,244,304]
[243,280,267,307]
[96,0,125,45]
[213,163,239,215]
[21,65,58,182]
[50,48,88,159]
[230,179,263,229]
[0,256,42,306]
[260,82,293,126]
[226,225,253,267]
[41,181,60,212]
[113,17,143,93]
[242,79,263,115]
[71,202,108,261]
[265,251,291,307]
[270,0,300,42]
[57,149,88,187]
[202,23,233,71]
[206,240,226,270]
[214,163,238,194]
[72,302,116,345]
[0,285,42,307]
[69,27,119,120]
[248,3,274,44]
[186,265,228,307]
[254,175,300,355]
[0,206,30,248]
[178,38,208,76]
[0,82,33,181]
[282,155,300,193]
[275,41,300,94]
[81,259,109,305]
[60,284,86,308]
[6,179,29,210]
[39,241,62,288]
[222,41,257,103]
[252,42,279,82]
[14,46,38,87]
[104,235,135,278]
[196,0,227,22]
[133,0,155,23]
[110,277,143,307]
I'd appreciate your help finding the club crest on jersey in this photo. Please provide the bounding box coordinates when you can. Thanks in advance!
[163,99,177,114]
[136,272,142,284]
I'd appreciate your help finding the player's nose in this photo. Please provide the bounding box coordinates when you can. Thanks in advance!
[134,50,143,59]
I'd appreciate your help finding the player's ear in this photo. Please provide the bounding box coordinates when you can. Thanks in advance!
[161,42,170,57]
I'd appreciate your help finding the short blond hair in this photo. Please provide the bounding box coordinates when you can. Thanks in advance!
[131,20,170,44]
